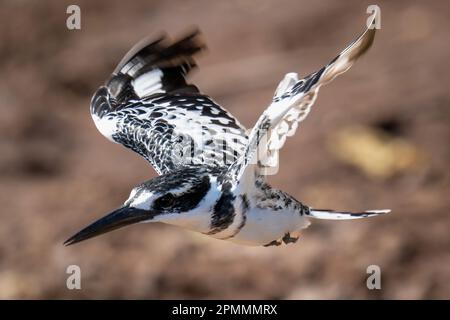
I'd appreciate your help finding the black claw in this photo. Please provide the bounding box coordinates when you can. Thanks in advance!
[282,233,299,244]
[264,240,282,247]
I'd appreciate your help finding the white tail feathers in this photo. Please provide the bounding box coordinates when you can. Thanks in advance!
[307,209,390,220]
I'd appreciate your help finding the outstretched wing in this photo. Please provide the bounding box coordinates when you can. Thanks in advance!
[91,30,248,175]
[228,17,377,182]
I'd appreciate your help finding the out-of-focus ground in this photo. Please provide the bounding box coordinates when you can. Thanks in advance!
[0,0,449,299]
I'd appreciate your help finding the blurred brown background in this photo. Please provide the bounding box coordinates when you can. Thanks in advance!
[0,0,449,299]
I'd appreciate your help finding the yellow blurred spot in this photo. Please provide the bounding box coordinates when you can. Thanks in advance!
[328,125,424,179]
[0,271,38,299]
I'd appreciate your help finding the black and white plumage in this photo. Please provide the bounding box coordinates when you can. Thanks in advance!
[65,15,390,247]
[90,30,247,175]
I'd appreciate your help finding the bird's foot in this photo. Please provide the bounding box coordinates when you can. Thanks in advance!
[263,239,282,247]
[263,231,301,247]
[282,231,300,244]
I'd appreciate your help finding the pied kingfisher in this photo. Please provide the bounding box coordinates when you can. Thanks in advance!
[65,15,389,247]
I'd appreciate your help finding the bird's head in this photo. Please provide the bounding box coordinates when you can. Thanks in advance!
[64,167,219,246]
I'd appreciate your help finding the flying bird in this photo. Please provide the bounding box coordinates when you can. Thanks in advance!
[65,16,389,247]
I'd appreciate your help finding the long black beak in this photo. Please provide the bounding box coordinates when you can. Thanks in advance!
[64,206,151,246]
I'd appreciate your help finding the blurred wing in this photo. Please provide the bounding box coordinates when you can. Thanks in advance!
[91,30,247,175]
[228,18,376,182]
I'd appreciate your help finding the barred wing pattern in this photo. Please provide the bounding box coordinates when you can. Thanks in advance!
[229,19,376,182]
[90,31,248,175]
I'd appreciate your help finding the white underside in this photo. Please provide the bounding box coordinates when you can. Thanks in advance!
[92,114,117,142]
[227,208,311,246]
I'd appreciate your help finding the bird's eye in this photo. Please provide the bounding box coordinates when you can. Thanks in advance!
[155,193,175,209]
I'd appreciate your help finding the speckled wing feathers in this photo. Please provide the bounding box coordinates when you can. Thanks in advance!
[90,30,248,175]
[228,19,376,182]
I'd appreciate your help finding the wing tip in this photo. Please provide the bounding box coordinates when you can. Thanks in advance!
[108,28,206,100]
[341,14,377,62]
